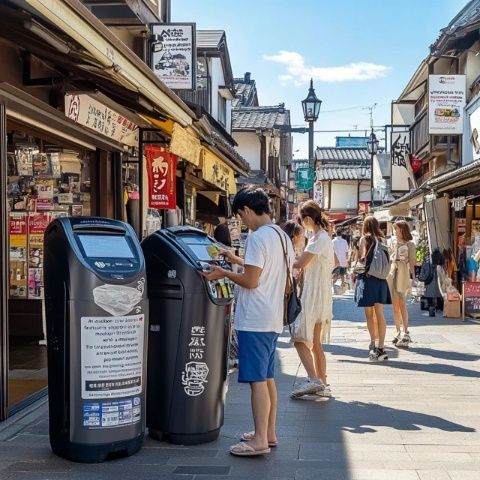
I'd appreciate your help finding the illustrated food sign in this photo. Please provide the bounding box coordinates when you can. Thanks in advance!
[463,281,480,318]
[429,75,466,135]
[150,23,196,90]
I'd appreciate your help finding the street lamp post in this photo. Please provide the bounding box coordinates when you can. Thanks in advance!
[366,129,379,208]
[301,79,322,169]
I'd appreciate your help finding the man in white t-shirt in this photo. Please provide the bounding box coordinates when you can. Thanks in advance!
[332,228,349,283]
[203,186,294,457]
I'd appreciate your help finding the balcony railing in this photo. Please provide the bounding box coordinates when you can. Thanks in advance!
[410,111,429,154]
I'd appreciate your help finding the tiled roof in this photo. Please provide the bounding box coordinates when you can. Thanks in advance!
[196,30,225,49]
[316,166,371,181]
[315,148,371,162]
[232,105,289,130]
[233,79,258,108]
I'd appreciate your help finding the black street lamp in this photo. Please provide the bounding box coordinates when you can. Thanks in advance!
[301,79,322,167]
[366,129,379,206]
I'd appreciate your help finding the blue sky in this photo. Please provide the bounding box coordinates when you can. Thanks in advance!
[173,0,468,159]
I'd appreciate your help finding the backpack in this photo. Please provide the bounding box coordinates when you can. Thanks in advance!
[367,238,390,280]
[418,260,434,285]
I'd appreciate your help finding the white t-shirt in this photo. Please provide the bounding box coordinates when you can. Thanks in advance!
[234,224,295,334]
[332,236,349,267]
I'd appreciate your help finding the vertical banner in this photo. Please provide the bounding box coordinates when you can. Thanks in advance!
[429,75,466,135]
[391,130,415,193]
[150,23,196,90]
[145,146,177,210]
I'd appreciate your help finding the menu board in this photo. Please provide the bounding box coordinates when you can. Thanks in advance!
[463,281,480,318]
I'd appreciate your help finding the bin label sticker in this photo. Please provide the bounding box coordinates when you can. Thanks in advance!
[181,326,209,396]
[82,397,141,428]
[81,314,145,399]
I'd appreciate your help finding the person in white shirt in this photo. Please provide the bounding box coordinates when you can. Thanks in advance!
[332,228,349,283]
[203,186,294,457]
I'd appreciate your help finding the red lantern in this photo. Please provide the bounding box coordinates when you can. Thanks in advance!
[409,154,422,174]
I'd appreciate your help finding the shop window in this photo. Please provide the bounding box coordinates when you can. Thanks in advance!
[6,131,92,408]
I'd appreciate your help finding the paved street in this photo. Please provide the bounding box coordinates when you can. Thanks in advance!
[0,293,479,480]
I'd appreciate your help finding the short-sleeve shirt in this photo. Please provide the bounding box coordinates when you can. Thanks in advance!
[332,236,349,267]
[234,224,295,334]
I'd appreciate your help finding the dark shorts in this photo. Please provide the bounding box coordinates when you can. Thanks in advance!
[355,275,392,307]
[237,331,279,383]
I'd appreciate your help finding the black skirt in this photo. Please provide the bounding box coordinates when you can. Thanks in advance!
[355,274,392,307]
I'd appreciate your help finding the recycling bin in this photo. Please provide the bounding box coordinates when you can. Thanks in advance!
[142,226,234,445]
[44,217,148,462]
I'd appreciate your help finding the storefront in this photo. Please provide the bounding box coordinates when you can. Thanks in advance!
[0,84,137,419]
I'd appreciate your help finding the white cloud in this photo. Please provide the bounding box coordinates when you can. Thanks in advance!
[264,50,391,85]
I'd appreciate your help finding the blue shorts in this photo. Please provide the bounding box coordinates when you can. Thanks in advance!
[237,331,279,383]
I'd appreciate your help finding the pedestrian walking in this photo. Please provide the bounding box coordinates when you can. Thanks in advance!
[289,201,335,398]
[332,228,350,285]
[419,248,445,317]
[203,186,294,457]
[387,221,416,348]
[354,215,391,361]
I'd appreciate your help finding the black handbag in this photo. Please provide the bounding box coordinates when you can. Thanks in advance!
[269,226,302,326]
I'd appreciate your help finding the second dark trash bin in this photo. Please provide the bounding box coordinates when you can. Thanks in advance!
[142,227,235,445]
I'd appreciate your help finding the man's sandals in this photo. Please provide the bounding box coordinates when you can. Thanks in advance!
[240,431,278,447]
[229,442,271,457]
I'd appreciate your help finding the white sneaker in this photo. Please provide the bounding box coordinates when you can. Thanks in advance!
[290,378,323,398]
[316,384,332,397]
[396,333,411,348]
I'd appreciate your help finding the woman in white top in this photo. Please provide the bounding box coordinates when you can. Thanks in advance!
[290,201,335,399]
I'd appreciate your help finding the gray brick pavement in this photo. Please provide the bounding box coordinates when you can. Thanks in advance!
[0,295,479,479]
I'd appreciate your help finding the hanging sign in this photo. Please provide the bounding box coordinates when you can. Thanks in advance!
[145,145,177,209]
[296,168,314,192]
[150,23,196,90]
[429,75,466,135]
[391,130,413,193]
[453,196,467,211]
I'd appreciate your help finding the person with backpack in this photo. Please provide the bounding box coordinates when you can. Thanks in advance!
[419,248,445,317]
[387,220,416,348]
[354,215,391,361]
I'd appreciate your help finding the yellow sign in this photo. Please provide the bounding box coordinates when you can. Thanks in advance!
[169,123,201,166]
[201,149,236,194]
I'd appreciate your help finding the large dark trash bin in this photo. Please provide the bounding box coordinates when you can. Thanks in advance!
[44,217,148,462]
[142,226,234,445]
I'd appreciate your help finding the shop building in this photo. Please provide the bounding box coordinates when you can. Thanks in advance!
[0,0,201,420]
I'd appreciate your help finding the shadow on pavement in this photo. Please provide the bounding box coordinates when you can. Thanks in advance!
[337,358,480,379]
[407,346,480,362]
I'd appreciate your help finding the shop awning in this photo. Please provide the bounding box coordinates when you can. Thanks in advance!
[0,83,126,151]
[426,159,480,193]
[23,0,195,127]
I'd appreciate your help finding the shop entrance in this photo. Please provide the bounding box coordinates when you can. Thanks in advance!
[4,122,93,412]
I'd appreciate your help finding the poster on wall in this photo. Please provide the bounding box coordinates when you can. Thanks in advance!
[390,130,415,193]
[145,145,177,209]
[429,75,466,135]
[150,23,196,90]
[9,213,28,298]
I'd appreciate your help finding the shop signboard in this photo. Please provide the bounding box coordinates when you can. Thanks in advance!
[296,168,314,192]
[150,23,196,90]
[470,104,480,160]
[145,145,177,209]
[313,182,323,207]
[428,75,466,135]
[463,281,480,319]
[65,94,139,147]
[390,130,413,193]
[201,149,236,194]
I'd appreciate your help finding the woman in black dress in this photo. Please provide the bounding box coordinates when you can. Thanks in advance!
[355,215,391,361]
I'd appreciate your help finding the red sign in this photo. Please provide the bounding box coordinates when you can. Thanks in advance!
[358,201,370,214]
[9,213,27,235]
[28,213,52,234]
[145,145,177,209]
[464,281,480,298]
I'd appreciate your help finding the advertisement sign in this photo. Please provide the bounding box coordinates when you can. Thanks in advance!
[65,94,139,147]
[429,75,466,135]
[463,281,480,318]
[145,145,177,209]
[391,130,414,193]
[296,168,314,192]
[313,182,323,207]
[469,105,480,160]
[150,23,196,90]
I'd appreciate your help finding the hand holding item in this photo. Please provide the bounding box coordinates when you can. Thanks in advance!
[201,265,227,281]
[219,249,235,261]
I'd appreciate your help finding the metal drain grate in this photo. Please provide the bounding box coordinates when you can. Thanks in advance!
[173,466,231,475]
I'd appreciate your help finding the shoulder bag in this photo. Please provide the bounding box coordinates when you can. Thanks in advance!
[269,226,301,326]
